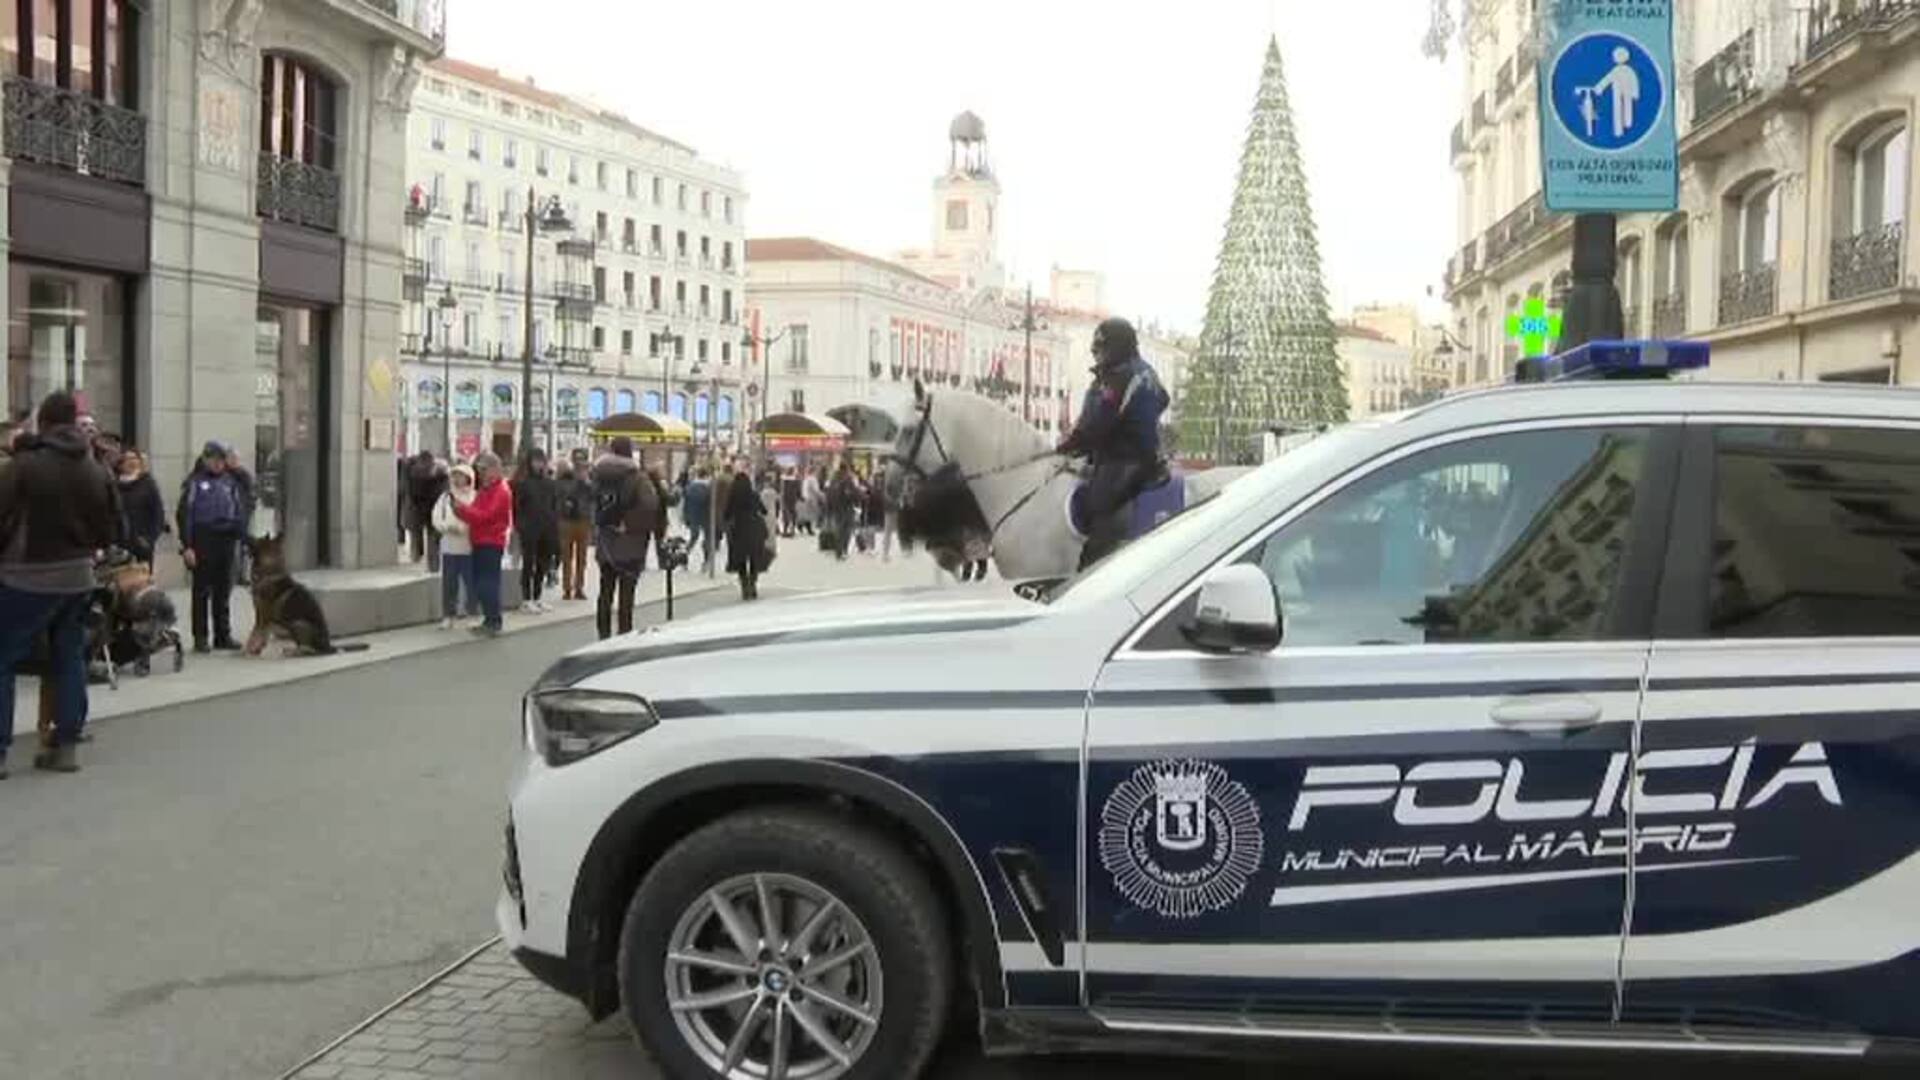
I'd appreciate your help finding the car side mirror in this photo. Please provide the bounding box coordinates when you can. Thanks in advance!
[1180,563,1281,654]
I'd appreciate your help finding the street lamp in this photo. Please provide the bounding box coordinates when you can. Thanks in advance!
[740,325,788,465]
[1011,283,1049,427]
[657,322,681,417]
[436,283,458,457]
[520,191,572,462]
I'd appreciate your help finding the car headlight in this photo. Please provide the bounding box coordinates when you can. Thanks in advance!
[528,689,659,766]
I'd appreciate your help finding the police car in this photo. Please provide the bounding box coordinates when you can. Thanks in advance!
[500,341,1920,1077]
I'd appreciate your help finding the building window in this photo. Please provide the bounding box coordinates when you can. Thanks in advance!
[622,270,636,307]
[626,168,639,198]
[787,324,810,373]
[497,312,512,351]
[721,289,733,322]
[650,224,664,255]
[429,116,446,150]
[621,329,633,355]
[700,236,711,263]
[1720,175,1781,324]
[722,241,734,270]
[652,176,663,205]
[676,230,688,258]
[677,183,688,211]
[535,146,550,177]
[503,137,518,169]
[587,387,608,419]
[701,190,712,217]
[1831,118,1909,302]
[697,338,709,362]
[10,0,141,104]
[622,218,636,250]
[724,195,734,223]
[946,200,968,230]
[464,179,483,217]
[567,154,580,184]
[259,53,337,168]
[595,161,609,190]
[592,325,605,350]
[467,127,482,160]
[649,275,662,310]
[595,210,609,243]
[592,266,606,303]
[7,265,130,437]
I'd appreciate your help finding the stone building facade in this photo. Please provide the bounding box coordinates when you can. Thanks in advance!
[3,0,444,570]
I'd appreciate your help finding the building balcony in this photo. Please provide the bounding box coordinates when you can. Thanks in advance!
[1718,264,1778,325]
[1692,30,1756,129]
[545,344,592,368]
[405,198,434,226]
[1495,58,1515,104]
[556,236,597,260]
[257,152,341,233]
[1652,292,1688,337]
[463,203,489,227]
[1803,0,1920,64]
[621,240,641,255]
[401,331,422,355]
[2,76,147,187]
[1450,121,1468,159]
[402,257,428,300]
[356,0,446,43]
[1481,191,1559,270]
[1470,92,1491,134]
[674,301,689,317]
[460,268,490,291]
[1830,221,1906,302]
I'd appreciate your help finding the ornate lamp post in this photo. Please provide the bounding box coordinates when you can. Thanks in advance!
[520,192,572,461]
[435,283,458,457]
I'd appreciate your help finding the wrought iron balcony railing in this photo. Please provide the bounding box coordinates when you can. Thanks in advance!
[1718,264,1778,325]
[556,237,596,260]
[1471,92,1491,132]
[1804,0,1919,64]
[1693,30,1756,127]
[405,199,434,226]
[3,76,147,186]
[1621,306,1641,337]
[1496,58,1515,104]
[257,153,341,233]
[462,204,489,226]
[1483,191,1553,267]
[1829,221,1905,302]
[1652,292,1688,338]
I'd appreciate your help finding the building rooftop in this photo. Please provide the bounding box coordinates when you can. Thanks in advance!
[747,237,947,289]
[427,57,697,156]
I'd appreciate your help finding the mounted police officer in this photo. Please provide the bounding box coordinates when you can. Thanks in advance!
[1057,317,1169,569]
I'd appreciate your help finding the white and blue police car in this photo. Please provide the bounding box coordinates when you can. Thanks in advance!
[500,341,1920,1078]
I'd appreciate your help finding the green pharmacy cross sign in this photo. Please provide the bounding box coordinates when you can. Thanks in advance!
[1507,297,1562,357]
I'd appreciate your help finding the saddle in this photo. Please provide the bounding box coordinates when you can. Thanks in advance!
[1066,459,1182,541]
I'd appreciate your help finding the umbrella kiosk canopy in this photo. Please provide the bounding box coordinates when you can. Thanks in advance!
[826,403,902,473]
[753,411,851,455]
[591,412,696,472]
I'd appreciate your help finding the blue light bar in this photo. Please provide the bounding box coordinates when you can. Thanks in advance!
[1520,339,1711,382]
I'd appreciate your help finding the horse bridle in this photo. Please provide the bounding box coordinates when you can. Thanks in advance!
[891,394,1069,540]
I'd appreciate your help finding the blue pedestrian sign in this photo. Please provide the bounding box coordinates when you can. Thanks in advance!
[1538,0,1678,212]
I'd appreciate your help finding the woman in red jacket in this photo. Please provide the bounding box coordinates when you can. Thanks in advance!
[453,452,513,636]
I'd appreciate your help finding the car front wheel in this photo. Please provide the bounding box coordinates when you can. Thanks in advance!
[620,807,952,1080]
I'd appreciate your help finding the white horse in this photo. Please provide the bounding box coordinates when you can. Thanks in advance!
[891,386,1248,582]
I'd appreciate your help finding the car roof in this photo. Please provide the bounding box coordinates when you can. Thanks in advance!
[1402,378,1920,431]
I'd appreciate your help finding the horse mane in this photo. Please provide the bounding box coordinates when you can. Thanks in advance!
[920,390,1050,466]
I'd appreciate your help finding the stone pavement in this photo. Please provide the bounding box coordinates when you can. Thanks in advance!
[282,941,641,1080]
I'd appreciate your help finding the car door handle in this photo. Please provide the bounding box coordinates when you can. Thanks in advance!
[1490,695,1602,734]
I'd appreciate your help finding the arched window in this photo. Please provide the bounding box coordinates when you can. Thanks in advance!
[1617,237,1644,334]
[454,381,483,418]
[556,387,581,421]
[669,392,688,419]
[694,394,710,424]
[1502,293,1522,367]
[718,396,735,425]
[1832,115,1908,301]
[529,385,547,420]
[1549,270,1573,310]
[1720,172,1780,323]
[641,390,661,413]
[490,383,515,418]
[617,389,637,414]
[417,378,445,417]
[587,388,609,420]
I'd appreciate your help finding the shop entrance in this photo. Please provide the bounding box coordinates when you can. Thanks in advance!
[254,304,331,568]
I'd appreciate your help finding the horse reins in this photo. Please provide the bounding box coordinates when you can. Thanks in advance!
[892,395,1069,542]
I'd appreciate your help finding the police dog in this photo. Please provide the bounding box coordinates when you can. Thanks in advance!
[245,536,369,657]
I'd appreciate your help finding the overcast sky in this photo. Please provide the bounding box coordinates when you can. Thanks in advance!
[447,0,1462,333]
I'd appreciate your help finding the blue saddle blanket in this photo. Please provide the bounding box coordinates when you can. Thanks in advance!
[1067,467,1185,540]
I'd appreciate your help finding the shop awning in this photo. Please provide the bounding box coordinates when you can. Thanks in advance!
[751,411,850,452]
[825,403,901,449]
[591,412,694,444]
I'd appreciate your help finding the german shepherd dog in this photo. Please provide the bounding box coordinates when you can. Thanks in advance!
[245,536,370,656]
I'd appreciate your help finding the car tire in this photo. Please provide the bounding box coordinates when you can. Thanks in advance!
[619,806,952,1080]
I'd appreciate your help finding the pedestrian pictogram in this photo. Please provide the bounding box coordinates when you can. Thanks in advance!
[1551,33,1663,152]
[1507,297,1561,357]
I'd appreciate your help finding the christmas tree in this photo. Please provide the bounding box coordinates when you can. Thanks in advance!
[1178,37,1346,463]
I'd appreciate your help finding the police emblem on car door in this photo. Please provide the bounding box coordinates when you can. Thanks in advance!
[1084,423,1682,1027]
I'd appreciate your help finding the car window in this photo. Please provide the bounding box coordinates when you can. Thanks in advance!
[1133,426,1655,650]
[1708,424,1920,638]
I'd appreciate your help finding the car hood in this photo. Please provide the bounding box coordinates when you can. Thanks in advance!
[535,583,1041,689]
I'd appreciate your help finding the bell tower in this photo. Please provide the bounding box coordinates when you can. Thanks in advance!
[925,111,1003,291]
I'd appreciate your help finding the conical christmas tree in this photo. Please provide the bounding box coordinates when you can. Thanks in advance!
[1178,37,1346,463]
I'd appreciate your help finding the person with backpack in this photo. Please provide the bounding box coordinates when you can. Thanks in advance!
[176,440,248,653]
[555,448,594,600]
[590,437,664,639]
